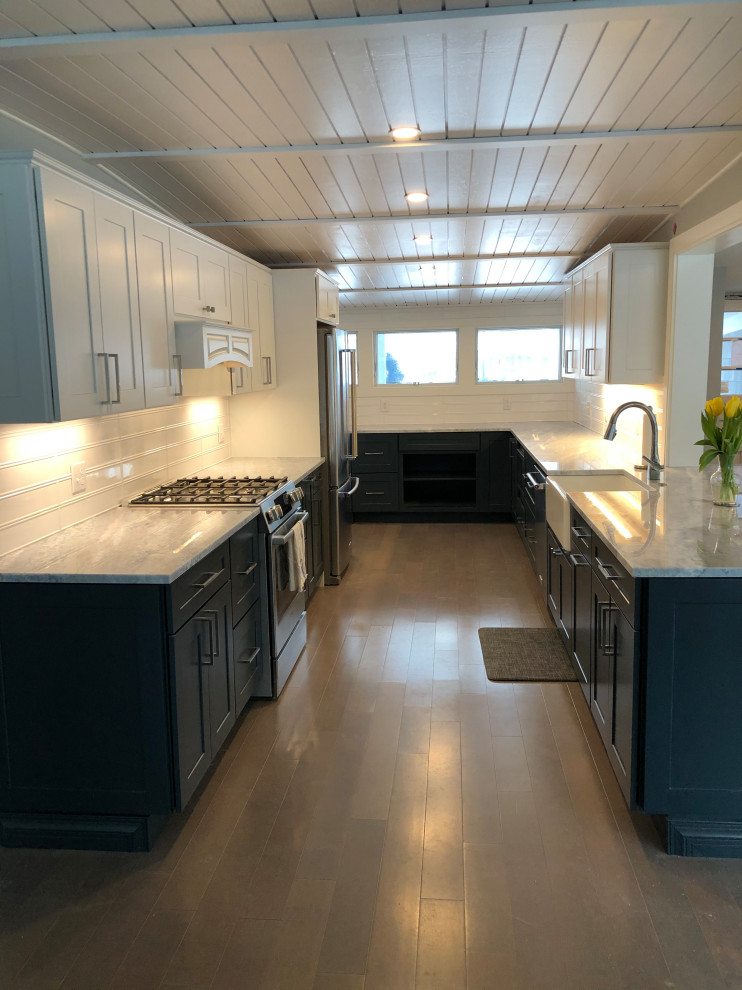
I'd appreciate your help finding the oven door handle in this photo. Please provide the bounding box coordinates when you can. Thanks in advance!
[270,511,309,546]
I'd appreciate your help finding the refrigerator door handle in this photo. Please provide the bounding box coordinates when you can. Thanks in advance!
[339,477,360,497]
[340,348,358,461]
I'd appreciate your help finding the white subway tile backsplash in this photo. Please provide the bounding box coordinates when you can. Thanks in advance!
[0,397,232,557]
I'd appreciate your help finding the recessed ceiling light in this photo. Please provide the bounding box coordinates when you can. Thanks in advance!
[413,234,433,244]
[405,191,429,204]
[390,125,421,140]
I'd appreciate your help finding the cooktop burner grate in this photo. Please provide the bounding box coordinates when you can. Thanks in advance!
[130,475,289,506]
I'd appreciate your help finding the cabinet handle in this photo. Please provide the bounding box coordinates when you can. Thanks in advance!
[97,352,111,404]
[569,552,589,567]
[571,525,590,540]
[192,570,223,592]
[237,646,260,665]
[109,353,121,404]
[173,354,184,396]
[563,348,575,374]
[236,562,258,578]
[229,366,245,394]
[364,451,385,456]
[262,355,272,385]
[595,557,621,582]
[366,491,385,496]
[584,347,596,377]
[202,305,216,313]
[599,602,615,657]
[198,614,215,664]
[549,546,563,557]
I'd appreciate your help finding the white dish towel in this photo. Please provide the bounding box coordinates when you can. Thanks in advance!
[287,520,308,592]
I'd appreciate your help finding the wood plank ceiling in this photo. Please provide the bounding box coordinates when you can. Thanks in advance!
[0,0,741,307]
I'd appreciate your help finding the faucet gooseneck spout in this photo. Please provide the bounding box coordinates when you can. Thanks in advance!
[603,401,664,482]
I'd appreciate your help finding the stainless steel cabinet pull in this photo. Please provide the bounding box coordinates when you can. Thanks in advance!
[192,570,222,591]
[198,614,214,664]
[550,546,563,557]
[97,352,111,404]
[173,354,184,396]
[571,525,590,540]
[596,557,621,582]
[563,348,575,374]
[366,491,385,496]
[262,355,272,385]
[237,562,258,578]
[237,647,260,665]
[365,451,385,456]
[569,553,589,567]
[109,353,121,404]
[585,347,597,377]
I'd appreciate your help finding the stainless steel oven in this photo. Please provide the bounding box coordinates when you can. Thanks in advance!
[268,506,309,696]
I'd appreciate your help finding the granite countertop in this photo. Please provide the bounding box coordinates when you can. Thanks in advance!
[0,455,324,584]
[510,424,742,578]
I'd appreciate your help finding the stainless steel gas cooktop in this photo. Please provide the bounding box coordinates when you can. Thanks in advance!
[130,475,289,507]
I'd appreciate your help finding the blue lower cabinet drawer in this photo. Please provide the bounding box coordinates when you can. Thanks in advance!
[352,475,398,511]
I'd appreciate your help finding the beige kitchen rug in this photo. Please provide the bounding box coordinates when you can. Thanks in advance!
[478,627,577,682]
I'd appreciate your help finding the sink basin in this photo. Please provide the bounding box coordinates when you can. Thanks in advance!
[546,472,647,548]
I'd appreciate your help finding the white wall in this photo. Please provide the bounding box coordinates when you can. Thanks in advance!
[230,269,322,458]
[342,302,573,430]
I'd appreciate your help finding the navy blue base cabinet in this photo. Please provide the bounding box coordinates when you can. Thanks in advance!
[353,431,510,518]
[0,519,269,851]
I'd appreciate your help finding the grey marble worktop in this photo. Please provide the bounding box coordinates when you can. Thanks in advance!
[0,455,324,584]
[511,425,742,577]
[358,421,742,577]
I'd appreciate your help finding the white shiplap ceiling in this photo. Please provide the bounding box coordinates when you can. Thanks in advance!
[0,0,741,307]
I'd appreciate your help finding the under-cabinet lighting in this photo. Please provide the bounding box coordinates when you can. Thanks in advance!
[390,125,421,140]
[413,234,433,244]
[187,399,221,423]
[405,191,429,204]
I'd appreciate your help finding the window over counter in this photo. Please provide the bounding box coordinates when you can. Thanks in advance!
[375,330,457,385]
[476,327,561,382]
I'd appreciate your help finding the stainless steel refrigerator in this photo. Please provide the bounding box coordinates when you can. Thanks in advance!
[318,326,358,584]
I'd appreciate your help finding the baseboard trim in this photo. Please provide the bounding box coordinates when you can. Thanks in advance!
[0,812,168,851]
[666,817,742,858]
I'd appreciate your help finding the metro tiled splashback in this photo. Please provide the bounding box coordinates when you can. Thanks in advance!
[574,380,666,465]
[0,399,231,558]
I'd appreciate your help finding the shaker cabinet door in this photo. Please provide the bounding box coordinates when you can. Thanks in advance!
[94,194,146,413]
[36,168,105,421]
[134,214,178,408]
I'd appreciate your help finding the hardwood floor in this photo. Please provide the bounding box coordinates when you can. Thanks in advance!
[2,521,742,989]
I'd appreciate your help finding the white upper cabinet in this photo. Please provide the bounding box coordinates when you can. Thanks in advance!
[251,272,276,392]
[170,228,231,323]
[134,214,179,408]
[36,168,105,421]
[562,244,668,386]
[94,194,145,414]
[316,270,339,325]
[0,163,57,423]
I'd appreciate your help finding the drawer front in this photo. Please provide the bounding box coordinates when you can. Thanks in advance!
[168,542,230,632]
[230,519,262,626]
[399,432,480,452]
[355,434,398,473]
[570,507,593,560]
[592,535,637,626]
[233,599,263,715]
[352,475,398,512]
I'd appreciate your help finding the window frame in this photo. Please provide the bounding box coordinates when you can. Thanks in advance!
[373,328,459,387]
[474,326,563,384]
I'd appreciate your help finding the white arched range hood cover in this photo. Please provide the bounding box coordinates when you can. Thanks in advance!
[175,321,254,370]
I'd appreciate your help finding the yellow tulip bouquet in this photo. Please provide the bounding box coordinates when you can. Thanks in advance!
[696,395,742,505]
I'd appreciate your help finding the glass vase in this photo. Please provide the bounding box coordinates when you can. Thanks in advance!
[710,457,742,507]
